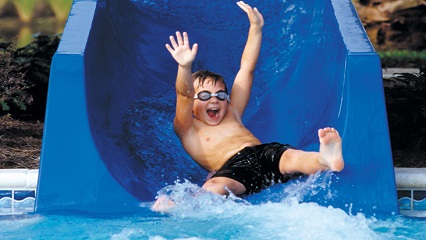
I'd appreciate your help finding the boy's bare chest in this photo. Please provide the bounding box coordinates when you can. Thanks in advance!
[191,120,258,160]
[195,120,246,142]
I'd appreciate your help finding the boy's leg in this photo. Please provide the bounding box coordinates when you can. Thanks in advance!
[153,195,175,212]
[279,127,344,175]
[202,177,246,196]
[152,177,245,212]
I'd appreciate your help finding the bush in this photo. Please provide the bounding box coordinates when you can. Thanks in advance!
[379,50,426,68]
[0,42,33,112]
[385,67,426,151]
[0,34,60,121]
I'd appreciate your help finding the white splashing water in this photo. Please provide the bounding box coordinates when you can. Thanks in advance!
[149,175,385,239]
[0,174,424,239]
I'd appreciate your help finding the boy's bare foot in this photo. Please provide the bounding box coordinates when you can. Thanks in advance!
[318,127,344,171]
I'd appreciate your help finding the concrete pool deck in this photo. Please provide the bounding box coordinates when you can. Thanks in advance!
[382,68,420,80]
[395,168,426,189]
[1,167,425,191]
[0,169,38,191]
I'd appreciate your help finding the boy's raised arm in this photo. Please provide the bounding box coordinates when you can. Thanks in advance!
[166,31,198,136]
[231,1,264,117]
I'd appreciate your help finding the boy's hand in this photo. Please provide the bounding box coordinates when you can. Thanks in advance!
[237,1,264,28]
[166,31,198,68]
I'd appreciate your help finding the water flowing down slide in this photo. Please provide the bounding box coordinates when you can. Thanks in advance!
[36,0,398,215]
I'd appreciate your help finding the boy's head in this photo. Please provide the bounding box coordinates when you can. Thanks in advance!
[192,70,229,126]
[192,70,228,94]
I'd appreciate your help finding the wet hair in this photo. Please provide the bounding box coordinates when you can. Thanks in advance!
[192,70,228,93]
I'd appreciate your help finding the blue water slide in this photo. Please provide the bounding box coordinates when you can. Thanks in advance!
[36,0,398,215]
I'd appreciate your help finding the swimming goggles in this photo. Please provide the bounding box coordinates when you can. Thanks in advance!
[194,90,230,102]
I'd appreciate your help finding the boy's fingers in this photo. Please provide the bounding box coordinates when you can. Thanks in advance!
[183,32,189,45]
[192,43,198,55]
[237,1,248,7]
[253,9,264,22]
[239,1,251,9]
[236,1,248,13]
[176,31,183,46]
[165,43,173,53]
[169,35,178,49]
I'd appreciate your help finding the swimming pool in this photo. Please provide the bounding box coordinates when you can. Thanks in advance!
[1,175,426,239]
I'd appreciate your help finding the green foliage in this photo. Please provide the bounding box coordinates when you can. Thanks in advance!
[0,34,61,121]
[379,50,426,68]
[47,0,73,22]
[385,68,426,151]
[11,0,36,23]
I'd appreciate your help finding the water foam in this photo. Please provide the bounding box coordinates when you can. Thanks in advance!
[149,174,384,239]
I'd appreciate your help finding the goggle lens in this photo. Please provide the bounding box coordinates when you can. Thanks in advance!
[195,91,229,101]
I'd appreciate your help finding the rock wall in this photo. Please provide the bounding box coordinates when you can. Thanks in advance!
[353,0,426,51]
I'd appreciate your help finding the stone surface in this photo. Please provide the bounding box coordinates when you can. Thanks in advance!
[353,0,426,51]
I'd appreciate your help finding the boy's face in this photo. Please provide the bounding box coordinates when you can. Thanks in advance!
[193,78,229,126]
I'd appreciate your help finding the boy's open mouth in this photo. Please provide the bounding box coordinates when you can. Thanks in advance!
[207,108,219,118]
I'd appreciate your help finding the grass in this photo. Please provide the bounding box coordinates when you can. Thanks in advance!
[11,0,36,23]
[379,50,426,68]
[46,0,73,22]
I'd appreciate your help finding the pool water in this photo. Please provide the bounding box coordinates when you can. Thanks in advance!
[1,174,425,239]
[2,0,424,238]
[2,204,423,239]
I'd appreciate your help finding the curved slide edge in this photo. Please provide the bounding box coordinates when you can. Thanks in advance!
[35,0,141,213]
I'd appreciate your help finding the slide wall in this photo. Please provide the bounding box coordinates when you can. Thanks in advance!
[36,0,398,215]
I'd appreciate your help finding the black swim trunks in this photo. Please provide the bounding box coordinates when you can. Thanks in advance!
[208,143,299,194]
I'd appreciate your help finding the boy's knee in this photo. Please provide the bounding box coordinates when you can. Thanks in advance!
[279,149,304,173]
[202,177,246,196]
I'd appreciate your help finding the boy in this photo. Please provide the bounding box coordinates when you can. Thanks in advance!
[153,1,344,210]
